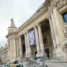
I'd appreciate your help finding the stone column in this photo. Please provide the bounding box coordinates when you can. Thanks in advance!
[34,26,41,57]
[16,38,20,58]
[24,33,28,58]
[8,39,10,62]
[14,39,16,59]
[50,10,61,58]
[49,7,64,58]
[27,32,31,57]
[53,7,60,46]
[48,12,57,58]
[19,37,23,58]
[37,24,44,57]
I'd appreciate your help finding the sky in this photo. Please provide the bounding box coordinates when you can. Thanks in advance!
[0,0,44,47]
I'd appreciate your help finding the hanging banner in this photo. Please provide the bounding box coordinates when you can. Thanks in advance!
[29,29,36,46]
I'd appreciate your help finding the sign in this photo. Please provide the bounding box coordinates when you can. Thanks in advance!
[29,29,36,46]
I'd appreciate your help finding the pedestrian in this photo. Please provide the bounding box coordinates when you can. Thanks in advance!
[45,64,48,67]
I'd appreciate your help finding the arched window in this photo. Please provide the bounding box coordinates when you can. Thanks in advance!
[63,13,67,23]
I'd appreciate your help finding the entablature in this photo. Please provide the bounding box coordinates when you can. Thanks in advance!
[48,0,67,11]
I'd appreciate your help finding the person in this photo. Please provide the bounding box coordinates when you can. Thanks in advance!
[45,64,48,67]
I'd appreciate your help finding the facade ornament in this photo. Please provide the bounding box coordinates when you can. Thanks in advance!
[62,23,67,58]
[64,23,67,38]
[11,18,15,27]
[8,18,17,34]
[47,0,67,11]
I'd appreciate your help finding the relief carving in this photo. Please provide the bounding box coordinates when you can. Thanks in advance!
[62,23,67,56]
[47,0,67,11]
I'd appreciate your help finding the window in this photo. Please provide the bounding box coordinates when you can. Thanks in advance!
[63,13,67,23]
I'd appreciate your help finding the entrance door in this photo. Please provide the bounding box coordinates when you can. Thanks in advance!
[45,48,50,58]
[35,51,37,57]
[23,44,25,55]
[31,46,37,58]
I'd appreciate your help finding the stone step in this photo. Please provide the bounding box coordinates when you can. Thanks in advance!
[46,63,67,67]
[45,60,67,67]
[18,58,67,67]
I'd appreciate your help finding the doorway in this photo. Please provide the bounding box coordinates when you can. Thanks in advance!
[41,19,54,58]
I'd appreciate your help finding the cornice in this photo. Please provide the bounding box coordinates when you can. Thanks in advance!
[18,5,47,32]
[7,0,67,34]
[48,0,67,10]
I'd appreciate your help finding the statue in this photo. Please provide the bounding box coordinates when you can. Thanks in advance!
[11,18,15,27]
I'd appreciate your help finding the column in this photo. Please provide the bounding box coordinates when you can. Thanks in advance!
[49,7,63,58]
[49,12,57,58]
[53,7,60,46]
[50,12,58,47]
[53,7,67,59]
[24,33,28,58]
[16,38,20,58]
[37,24,44,57]
[8,39,10,62]
[34,26,41,57]
[50,11,60,58]
[19,37,23,58]
[53,7,64,44]
[27,32,31,57]
[14,39,16,59]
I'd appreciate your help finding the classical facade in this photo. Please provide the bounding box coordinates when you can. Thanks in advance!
[6,0,67,64]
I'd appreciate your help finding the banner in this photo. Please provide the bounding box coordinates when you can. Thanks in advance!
[29,29,36,46]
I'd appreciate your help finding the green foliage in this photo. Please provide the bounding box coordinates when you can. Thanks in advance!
[0,46,3,51]
[36,4,44,12]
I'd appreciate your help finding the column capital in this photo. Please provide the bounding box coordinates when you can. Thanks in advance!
[19,35,22,38]
[33,25,37,29]
[35,23,42,28]
[24,32,27,35]
[33,23,42,30]
[37,23,42,27]
[24,31,28,35]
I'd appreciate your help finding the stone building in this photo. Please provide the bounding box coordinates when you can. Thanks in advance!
[6,0,67,66]
[0,46,9,64]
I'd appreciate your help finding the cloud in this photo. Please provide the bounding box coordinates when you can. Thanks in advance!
[0,0,44,47]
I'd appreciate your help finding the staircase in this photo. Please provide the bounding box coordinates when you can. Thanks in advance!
[18,58,42,67]
[18,58,67,67]
[45,59,67,67]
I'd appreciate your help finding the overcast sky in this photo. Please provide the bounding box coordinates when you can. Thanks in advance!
[0,0,44,47]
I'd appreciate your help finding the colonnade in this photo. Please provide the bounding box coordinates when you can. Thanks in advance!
[13,7,64,59]
[18,24,45,58]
